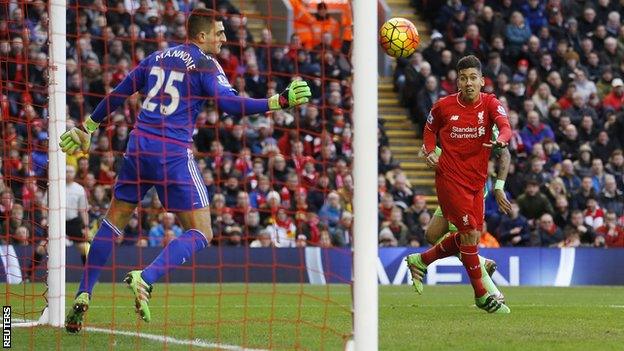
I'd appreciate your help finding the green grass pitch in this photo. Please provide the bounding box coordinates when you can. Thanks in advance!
[7,284,624,350]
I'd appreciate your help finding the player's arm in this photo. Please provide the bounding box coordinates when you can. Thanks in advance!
[483,98,512,149]
[422,104,442,169]
[493,147,512,214]
[59,60,148,154]
[79,187,90,237]
[200,62,310,116]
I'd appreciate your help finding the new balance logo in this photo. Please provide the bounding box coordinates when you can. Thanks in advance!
[450,115,460,121]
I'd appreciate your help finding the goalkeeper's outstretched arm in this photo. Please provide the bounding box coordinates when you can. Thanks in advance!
[59,62,147,154]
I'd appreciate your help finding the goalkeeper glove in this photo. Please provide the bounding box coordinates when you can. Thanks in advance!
[59,115,100,155]
[268,80,312,110]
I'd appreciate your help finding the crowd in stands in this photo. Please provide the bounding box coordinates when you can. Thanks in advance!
[386,0,624,248]
[1,0,623,252]
[0,0,364,252]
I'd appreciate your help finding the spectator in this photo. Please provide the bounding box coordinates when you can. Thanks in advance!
[567,209,596,244]
[266,207,296,247]
[606,150,624,189]
[121,215,142,246]
[378,191,396,226]
[532,83,557,119]
[584,197,605,230]
[222,224,243,247]
[390,173,413,208]
[378,227,398,247]
[89,184,109,223]
[571,176,597,210]
[578,115,599,144]
[520,110,555,154]
[414,75,442,127]
[476,6,505,43]
[318,191,342,231]
[384,207,409,246]
[590,158,607,193]
[544,177,568,209]
[517,179,554,224]
[598,175,623,216]
[479,223,500,248]
[331,211,352,247]
[405,195,429,233]
[498,201,531,246]
[595,211,624,247]
[602,77,624,112]
[250,229,273,248]
[378,147,400,175]
[591,131,617,163]
[565,91,597,125]
[553,195,571,229]
[573,146,594,178]
[484,51,512,81]
[505,11,531,58]
[521,0,547,34]
[295,234,308,248]
[66,165,89,264]
[148,212,183,247]
[533,213,564,246]
[311,2,340,50]
[557,227,582,248]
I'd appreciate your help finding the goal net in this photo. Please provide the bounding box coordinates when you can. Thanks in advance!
[0,0,380,349]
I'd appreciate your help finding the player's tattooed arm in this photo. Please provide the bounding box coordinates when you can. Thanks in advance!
[493,147,512,215]
[495,147,511,182]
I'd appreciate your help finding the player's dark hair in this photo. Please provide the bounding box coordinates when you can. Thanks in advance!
[187,8,221,39]
[456,55,482,74]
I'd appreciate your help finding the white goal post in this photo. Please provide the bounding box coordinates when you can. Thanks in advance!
[46,0,67,328]
[352,0,379,350]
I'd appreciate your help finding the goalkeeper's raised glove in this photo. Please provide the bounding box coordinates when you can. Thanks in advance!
[268,80,312,110]
[59,116,100,155]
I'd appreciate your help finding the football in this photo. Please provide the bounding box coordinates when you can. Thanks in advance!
[379,17,420,58]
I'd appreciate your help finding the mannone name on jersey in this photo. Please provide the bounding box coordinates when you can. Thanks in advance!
[154,48,197,70]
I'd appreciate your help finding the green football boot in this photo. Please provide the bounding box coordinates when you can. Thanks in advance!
[65,292,90,333]
[475,294,511,314]
[124,270,153,322]
[405,253,427,294]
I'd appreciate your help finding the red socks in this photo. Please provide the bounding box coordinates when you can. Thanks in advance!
[420,234,488,298]
[460,244,487,297]
[421,233,461,265]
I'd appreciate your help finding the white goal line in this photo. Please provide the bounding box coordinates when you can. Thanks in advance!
[13,318,268,351]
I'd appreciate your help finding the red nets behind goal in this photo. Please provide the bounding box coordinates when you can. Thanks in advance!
[1,0,357,349]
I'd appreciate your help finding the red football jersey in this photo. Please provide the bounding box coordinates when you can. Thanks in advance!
[424,92,511,191]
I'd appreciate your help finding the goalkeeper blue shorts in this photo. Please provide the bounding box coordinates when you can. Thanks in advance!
[114,131,210,211]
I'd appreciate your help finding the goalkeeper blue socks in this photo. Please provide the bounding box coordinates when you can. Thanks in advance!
[141,229,208,285]
[78,219,120,296]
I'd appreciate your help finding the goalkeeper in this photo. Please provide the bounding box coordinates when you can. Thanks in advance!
[408,126,512,303]
[62,8,311,333]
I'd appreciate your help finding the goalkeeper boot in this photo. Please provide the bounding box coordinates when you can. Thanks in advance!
[475,294,511,314]
[484,258,498,277]
[405,254,427,294]
[65,292,90,333]
[124,270,153,322]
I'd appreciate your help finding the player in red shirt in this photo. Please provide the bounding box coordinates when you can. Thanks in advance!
[406,55,512,313]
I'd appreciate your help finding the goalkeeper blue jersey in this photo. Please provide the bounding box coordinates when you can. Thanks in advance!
[90,43,269,144]
[88,43,272,211]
